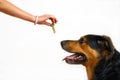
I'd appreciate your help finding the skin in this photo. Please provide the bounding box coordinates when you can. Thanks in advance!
[0,0,57,26]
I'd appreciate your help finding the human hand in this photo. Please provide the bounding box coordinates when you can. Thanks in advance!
[35,14,57,26]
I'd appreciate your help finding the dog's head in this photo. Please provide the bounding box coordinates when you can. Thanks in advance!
[61,34,115,66]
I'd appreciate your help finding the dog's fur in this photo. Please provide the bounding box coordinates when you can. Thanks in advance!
[61,34,120,80]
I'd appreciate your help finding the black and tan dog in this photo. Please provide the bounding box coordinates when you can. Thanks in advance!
[61,34,120,80]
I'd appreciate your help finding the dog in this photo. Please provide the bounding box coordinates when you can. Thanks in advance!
[61,34,120,80]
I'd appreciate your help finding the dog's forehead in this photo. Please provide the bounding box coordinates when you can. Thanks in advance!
[83,35,105,41]
[80,35,107,50]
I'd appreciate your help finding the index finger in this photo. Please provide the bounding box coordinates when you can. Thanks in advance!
[49,16,58,24]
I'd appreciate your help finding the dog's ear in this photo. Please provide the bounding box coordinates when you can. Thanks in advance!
[102,35,114,53]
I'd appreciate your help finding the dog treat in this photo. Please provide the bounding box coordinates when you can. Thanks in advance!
[51,24,56,33]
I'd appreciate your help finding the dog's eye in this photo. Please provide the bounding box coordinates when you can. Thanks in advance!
[79,38,85,44]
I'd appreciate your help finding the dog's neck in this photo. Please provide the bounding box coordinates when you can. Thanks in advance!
[84,59,100,80]
[86,66,95,80]
[85,50,120,80]
[94,50,119,80]
[85,59,110,80]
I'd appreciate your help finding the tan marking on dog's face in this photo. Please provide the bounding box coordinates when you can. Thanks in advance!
[62,36,101,66]
[61,36,102,80]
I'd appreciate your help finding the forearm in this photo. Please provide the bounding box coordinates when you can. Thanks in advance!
[0,0,35,23]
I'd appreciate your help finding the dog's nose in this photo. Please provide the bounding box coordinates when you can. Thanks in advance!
[61,41,66,46]
[61,41,67,46]
[61,41,67,49]
[61,40,70,48]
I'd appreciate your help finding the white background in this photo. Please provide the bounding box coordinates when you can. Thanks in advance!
[0,0,120,80]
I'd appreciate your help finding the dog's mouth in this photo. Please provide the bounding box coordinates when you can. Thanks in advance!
[63,53,87,64]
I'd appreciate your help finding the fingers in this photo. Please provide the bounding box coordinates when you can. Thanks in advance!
[36,14,58,26]
[43,14,57,24]
[49,15,58,24]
